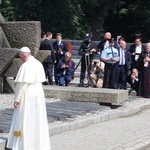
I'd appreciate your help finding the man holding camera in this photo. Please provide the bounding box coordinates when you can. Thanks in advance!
[78,33,98,87]
[90,59,105,88]
[56,52,75,86]
[129,68,139,94]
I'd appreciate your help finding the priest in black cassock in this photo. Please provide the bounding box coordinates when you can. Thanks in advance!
[138,42,150,98]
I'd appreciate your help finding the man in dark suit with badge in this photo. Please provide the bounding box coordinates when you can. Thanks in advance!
[53,33,68,85]
[114,40,131,89]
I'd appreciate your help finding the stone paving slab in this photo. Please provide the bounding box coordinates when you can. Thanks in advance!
[0,98,109,133]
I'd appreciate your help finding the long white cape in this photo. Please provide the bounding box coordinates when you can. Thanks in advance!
[15,56,46,83]
[7,56,51,150]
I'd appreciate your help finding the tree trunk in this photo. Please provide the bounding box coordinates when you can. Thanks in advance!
[91,5,106,41]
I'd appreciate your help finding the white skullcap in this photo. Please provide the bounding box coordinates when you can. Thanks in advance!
[20,46,31,53]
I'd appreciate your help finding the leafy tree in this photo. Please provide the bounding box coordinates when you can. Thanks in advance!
[1,0,150,41]
[81,0,121,40]
[104,0,150,42]
[0,0,16,21]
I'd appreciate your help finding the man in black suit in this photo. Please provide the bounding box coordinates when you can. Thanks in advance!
[39,32,56,85]
[129,37,146,70]
[53,33,68,85]
[114,40,131,89]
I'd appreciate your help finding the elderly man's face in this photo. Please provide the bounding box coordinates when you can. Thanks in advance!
[19,52,30,62]
[19,52,25,61]
[65,56,70,62]
[104,32,111,40]
[120,41,126,49]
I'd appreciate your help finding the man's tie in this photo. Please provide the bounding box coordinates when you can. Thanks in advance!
[120,49,124,65]
[111,47,114,57]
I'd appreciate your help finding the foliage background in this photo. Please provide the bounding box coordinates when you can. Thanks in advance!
[1,0,150,42]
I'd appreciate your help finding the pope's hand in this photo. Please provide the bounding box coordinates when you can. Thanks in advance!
[14,101,19,108]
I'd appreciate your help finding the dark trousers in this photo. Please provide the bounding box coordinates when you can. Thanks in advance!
[103,63,116,88]
[79,59,91,85]
[59,75,72,86]
[54,63,59,84]
[114,65,126,89]
[43,62,54,84]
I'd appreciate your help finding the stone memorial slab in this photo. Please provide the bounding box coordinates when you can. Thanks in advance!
[0,27,11,48]
[1,21,41,56]
[0,48,19,74]
[4,58,22,78]
[44,86,128,104]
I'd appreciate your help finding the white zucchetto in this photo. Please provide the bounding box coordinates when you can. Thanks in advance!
[20,46,31,53]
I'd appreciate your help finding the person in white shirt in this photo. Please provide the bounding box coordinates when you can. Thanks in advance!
[7,47,51,150]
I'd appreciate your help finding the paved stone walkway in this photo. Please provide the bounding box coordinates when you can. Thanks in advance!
[0,94,109,133]
[1,94,150,150]
[51,109,150,150]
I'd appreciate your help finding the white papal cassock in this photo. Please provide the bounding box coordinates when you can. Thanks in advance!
[7,56,51,150]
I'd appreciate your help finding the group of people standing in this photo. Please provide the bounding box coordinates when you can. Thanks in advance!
[40,32,75,86]
[39,31,150,98]
[77,31,150,98]
[100,33,150,98]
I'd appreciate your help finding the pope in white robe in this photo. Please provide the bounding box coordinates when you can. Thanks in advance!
[6,47,51,150]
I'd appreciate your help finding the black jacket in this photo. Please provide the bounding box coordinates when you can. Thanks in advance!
[78,41,97,60]
[97,39,118,52]
[129,44,146,69]
[40,39,56,63]
[53,40,68,61]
